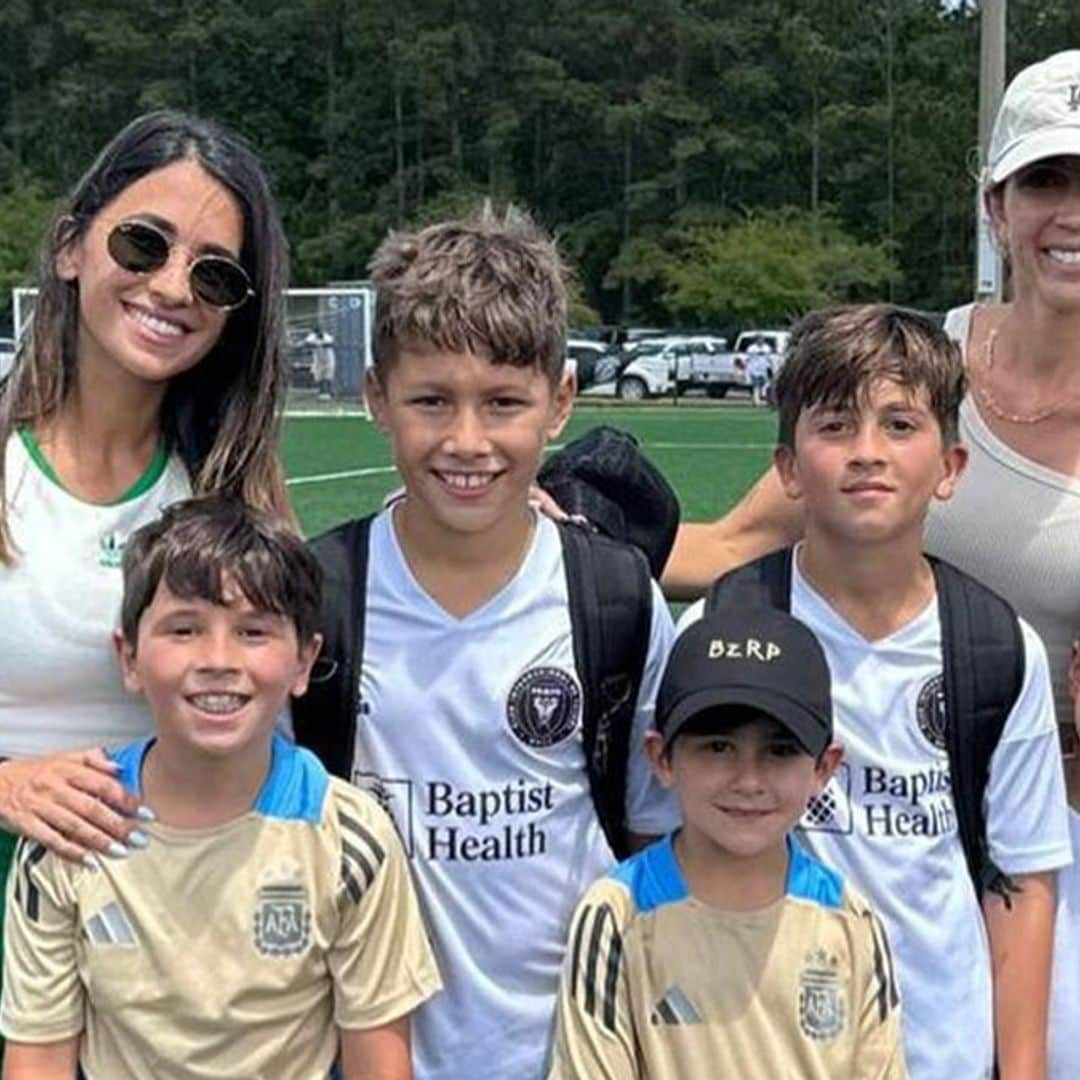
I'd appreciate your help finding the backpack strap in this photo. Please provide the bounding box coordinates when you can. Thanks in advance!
[706,550,1024,902]
[931,557,1026,902]
[291,515,374,780]
[559,522,653,862]
[704,547,794,615]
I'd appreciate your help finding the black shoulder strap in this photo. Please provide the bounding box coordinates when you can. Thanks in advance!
[704,547,793,615]
[559,522,653,862]
[291,515,373,780]
[931,557,1026,901]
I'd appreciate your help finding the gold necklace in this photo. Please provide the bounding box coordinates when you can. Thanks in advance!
[975,326,1061,425]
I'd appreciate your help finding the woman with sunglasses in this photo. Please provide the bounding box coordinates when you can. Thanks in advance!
[0,111,290,878]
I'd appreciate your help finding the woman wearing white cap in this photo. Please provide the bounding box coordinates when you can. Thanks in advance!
[660,49,1080,1079]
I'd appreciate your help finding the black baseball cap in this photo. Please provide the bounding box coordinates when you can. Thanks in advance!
[657,607,833,756]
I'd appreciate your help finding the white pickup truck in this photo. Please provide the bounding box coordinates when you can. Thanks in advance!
[615,329,789,400]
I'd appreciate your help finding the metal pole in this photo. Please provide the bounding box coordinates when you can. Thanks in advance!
[975,0,1006,302]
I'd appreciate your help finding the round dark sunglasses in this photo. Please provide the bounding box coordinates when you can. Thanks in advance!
[107,220,254,310]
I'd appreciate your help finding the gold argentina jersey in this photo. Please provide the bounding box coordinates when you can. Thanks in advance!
[1,733,441,1080]
[550,834,906,1080]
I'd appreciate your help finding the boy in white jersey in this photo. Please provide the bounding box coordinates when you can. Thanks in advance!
[1,497,440,1080]
[682,305,1071,1079]
[291,205,678,1080]
[550,605,906,1080]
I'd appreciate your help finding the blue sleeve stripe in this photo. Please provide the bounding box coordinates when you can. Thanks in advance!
[786,835,844,909]
[108,739,153,796]
[609,832,689,914]
[252,733,329,823]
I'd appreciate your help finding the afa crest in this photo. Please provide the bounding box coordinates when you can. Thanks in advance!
[253,882,311,957]
[798,949,846,1041]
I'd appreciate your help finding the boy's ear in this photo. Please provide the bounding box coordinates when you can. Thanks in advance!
[932,442,968,503]
[113,629,142,694]
[290,633,323,699]
[773,445,802,501]
[545,369,575,441]
[644,730,675,788]
[365,369,389,432]
[811,740,844,795]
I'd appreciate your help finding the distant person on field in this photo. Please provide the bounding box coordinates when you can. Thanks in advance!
[550,606,906,1079]
[0,497,440,1080]
[680,305,1071,1079]
[291,204,679,1080]
[309,328,337,398]
[745,336,771,407]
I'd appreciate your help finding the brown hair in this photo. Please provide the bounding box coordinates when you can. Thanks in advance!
[0,110,293,564]
[368,202,568,382]
[775,304,966,448]
[120,496,321,647]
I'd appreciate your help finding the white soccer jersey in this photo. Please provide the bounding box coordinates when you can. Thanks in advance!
[0,430,190,756]
[681,554,1071,1080]
[352,509,678,1080]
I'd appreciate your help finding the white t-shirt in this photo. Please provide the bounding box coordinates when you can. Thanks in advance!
[681,555,1071,1080]
[0,432,191,757]
[352,509,678,1080]
[1050,810,1080,1079]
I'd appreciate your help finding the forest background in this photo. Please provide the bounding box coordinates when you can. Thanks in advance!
[1,0,1079,331]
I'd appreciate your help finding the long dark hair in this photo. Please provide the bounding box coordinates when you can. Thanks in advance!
[0,110,292,561]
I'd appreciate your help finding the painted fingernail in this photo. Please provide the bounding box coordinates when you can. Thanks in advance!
[127,830,150,849]
[82,853,98,871]
[135,805,156,822]
[106,841,131,859]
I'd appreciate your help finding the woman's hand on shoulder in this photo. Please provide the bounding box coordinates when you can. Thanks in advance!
[0,749,150,863]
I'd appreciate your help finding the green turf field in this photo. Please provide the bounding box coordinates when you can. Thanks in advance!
[283,401,778,538]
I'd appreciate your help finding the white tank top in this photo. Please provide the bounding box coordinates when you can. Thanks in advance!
[925,304,1080,727]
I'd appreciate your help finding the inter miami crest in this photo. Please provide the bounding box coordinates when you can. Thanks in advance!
[506,667,581,748]
[798,949,846,1041]
[253,881,311,957]
[916,674,948,751]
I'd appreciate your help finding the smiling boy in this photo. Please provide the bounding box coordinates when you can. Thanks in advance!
[291,205,678,1079]
[550,606,906,1079]
[1,497,440,1080]
[687,305,1072,1079]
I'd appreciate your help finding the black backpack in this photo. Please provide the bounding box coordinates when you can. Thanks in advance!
[705,548,1025,902]
[291,516,653,861]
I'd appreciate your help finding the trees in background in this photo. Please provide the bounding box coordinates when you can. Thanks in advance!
[0,0,1077,327]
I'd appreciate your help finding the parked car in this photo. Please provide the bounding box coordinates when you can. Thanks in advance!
[731,329,790,371]
[0,336,16,378]
[566,339,621,391]
[673,329,792,398]
[617,336,737,400]
[615,339,677,400]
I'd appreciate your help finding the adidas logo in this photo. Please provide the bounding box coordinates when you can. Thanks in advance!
[650,986,702,1025]
[85,902,136,946]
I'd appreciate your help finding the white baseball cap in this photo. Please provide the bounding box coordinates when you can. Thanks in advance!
[986,50,1080,185]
